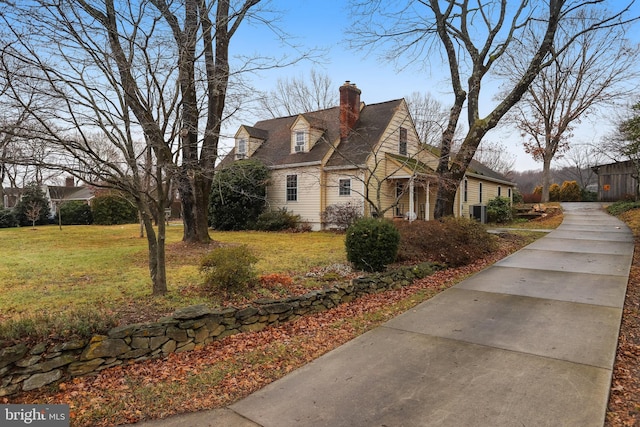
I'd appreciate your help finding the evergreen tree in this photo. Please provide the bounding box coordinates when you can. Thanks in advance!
[15,183,51,227]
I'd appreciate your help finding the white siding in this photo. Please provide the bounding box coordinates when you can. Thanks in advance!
[267,166,323,230]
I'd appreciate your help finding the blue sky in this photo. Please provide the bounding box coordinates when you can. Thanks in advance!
[228,0,640,172]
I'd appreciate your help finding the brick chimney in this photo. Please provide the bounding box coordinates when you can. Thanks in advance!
[65,177,74,187]
[339,81,361,140]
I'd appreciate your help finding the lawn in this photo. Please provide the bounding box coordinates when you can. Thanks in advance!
[0,224,346,339]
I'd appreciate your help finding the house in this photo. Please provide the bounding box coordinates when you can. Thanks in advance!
[592,160,639,201]
[2,177,95,217]
[220,81,515,230]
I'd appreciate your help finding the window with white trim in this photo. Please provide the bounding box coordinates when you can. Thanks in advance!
[399,127,408,156]
[339,179,351,196]
[479,182,483,203]
[498,186,502,197]
[294,131,306,152]
[286,175,298,201]
[236,138,247,159]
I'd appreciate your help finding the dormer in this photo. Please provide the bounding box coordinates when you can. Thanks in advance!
[290,115,325,154]
[235,125,268,159]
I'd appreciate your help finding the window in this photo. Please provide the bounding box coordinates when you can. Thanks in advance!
[498,186,502,197]
[479,182,483,203]
[463,179,468,203]
[508,188,512,198]
[399,127,408,156]
[236,138,247,159]
[339,179,351,196]
[286,175,298,201]
[295,131,306,152]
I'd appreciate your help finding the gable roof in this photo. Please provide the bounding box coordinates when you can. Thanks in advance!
[222,99,405,170]
[325,99,403,168]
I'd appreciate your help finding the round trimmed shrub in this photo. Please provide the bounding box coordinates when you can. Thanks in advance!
[345,218,400,272]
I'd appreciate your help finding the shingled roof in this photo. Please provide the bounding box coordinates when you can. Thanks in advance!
[223,98,405,170]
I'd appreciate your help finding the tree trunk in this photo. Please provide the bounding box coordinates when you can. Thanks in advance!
[541,156,552,202]
[434,171,460,219]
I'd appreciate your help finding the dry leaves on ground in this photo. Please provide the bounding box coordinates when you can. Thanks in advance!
[5,237,523,426]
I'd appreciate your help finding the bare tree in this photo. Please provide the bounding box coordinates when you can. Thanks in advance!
[557,142,603,189]
[405,91,450,148]
[349,1,638,217]
[258,69,338,118]
[497,8,640,202]
[474,140,516,178]
[1,0,181,295]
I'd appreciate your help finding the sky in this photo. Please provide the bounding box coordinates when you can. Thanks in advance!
[227,0,640,172]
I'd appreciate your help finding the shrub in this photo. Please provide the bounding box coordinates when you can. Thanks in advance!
[91,194,138,225]
[522,192,542,203]
[486,196,513,223]
[0,207,18,228]
[549,183,561,202]
[259,273,294,288]
[396,217,497,267]
[200,245,258,294]
[254,208,301,231]
[321,202,363,231]
[57,201,93,225]
[209,159,270,230]
[560,181,581,201]
[606,201,640,216]
[345,218,400,272]
[581,188,597,202]
[512,188,524,204]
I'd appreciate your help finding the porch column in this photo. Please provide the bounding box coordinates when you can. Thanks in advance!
[409,177,415,222]
[425,182,430,221]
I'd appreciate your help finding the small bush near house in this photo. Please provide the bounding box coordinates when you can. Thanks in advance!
[560,181,581,201]
[396,217,497,267]
[321,202,363,231]
[57,200,93,225]
[345,218,400,272]
[487,196,513,223]
[253,208,302,231]
[200,245,259,294]
[0,207,18,228]
[91,194,138,225]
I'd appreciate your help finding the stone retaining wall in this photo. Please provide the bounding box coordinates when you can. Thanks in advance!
[0,263,441,397]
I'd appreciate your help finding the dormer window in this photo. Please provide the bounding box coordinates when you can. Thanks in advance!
[236,138,247,159]
[294,131,306,153]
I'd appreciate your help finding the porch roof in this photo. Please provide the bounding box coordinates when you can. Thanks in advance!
[386,153,437,180]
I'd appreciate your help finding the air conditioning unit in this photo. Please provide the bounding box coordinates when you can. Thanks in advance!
[471,204,487,223]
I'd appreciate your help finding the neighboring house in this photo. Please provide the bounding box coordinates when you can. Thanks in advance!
[3,177,95,218]
[219,81,515,230]
[592,160,639,202]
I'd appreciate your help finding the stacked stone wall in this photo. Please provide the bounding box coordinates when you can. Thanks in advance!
[0,263,440,396]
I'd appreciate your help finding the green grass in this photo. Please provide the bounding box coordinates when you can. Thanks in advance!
[0,224,346,339]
